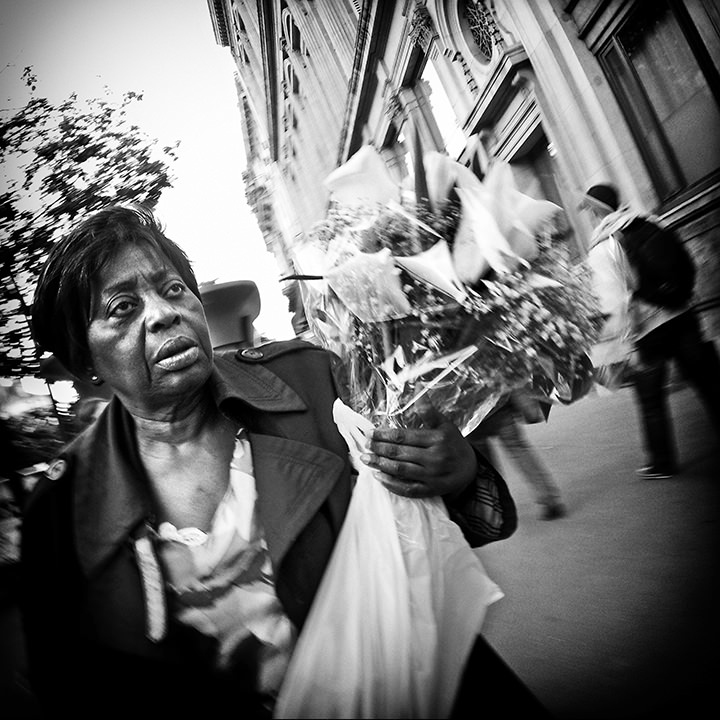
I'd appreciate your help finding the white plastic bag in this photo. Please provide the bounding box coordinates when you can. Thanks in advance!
[587,234,636,389]
[274,400,502,719]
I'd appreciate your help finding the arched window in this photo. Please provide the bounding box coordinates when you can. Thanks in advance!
[462,0,502,64]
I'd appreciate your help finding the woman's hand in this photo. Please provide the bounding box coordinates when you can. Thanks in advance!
[360,399,477,498]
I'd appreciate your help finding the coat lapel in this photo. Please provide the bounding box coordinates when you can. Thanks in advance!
[74,399,151,577]
[74,356,343,578]
[249,432,346,568]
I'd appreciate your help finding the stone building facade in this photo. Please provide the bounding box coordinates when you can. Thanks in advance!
[207,0,720,340]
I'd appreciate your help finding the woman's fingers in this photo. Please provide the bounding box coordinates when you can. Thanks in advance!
[361,414,477,497]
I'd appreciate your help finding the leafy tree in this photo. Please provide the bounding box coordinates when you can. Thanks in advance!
[0,66,179,378]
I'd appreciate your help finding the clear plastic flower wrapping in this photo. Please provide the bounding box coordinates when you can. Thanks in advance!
[292,147,604,435]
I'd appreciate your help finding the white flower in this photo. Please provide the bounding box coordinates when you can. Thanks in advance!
[394,240,467,303]
[453,185,518,277]
[324,145,401,206]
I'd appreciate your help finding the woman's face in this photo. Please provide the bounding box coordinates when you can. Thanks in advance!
[86,243,214,418]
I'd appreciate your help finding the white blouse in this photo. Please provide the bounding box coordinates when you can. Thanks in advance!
[156,433,296,697]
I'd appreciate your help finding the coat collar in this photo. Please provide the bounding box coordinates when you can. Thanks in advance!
[73,354,338,577]
[589,207,640,249]
[210,353,307,413]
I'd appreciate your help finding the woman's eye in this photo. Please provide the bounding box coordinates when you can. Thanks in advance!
[165,281,186,297]
[107,299,135,317]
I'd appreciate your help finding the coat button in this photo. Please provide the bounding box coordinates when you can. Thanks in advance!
[240,348,263,359]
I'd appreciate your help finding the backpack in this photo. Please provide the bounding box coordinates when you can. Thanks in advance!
[617,216,695,308]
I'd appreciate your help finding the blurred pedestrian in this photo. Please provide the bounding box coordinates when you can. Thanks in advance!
[582,182,720,479]
[469,391,566,520]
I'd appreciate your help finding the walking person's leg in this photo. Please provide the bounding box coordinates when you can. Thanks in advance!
[634,323,678,477]
[495,414,565,519]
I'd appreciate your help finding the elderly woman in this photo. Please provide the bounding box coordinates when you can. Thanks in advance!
[20,205,545,718]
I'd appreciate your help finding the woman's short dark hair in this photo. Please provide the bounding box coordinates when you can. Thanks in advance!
[31,204,201,379]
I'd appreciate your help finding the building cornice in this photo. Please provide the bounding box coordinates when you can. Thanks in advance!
[337,1,395,163]
[257,0,279,160]
[206,0,230,46]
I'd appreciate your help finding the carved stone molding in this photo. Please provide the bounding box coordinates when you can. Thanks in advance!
[410,3,433,51]
[452,51,479,94]
[383,87,405,122]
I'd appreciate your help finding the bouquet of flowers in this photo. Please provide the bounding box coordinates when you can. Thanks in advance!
[291,140,603,435]
[275,138,603,719]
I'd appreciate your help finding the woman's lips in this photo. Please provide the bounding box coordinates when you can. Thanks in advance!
[154,337,199,371]
[156,346,200,371]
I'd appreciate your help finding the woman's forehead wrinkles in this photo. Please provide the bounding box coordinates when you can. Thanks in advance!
[98,263,175,296]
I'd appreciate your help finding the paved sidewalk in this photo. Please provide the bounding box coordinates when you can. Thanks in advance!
[477,384,719,719]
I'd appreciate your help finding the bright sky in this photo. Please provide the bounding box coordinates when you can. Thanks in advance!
[0,0,294,340]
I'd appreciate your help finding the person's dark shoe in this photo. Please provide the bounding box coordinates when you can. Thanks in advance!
[541,502,566,520]
[636,465,675,480]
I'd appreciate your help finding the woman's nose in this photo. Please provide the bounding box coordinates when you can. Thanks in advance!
[145,294,181,330]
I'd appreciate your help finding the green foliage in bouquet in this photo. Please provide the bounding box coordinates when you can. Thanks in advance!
[293,142,602,434]
[460,234,602,404]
